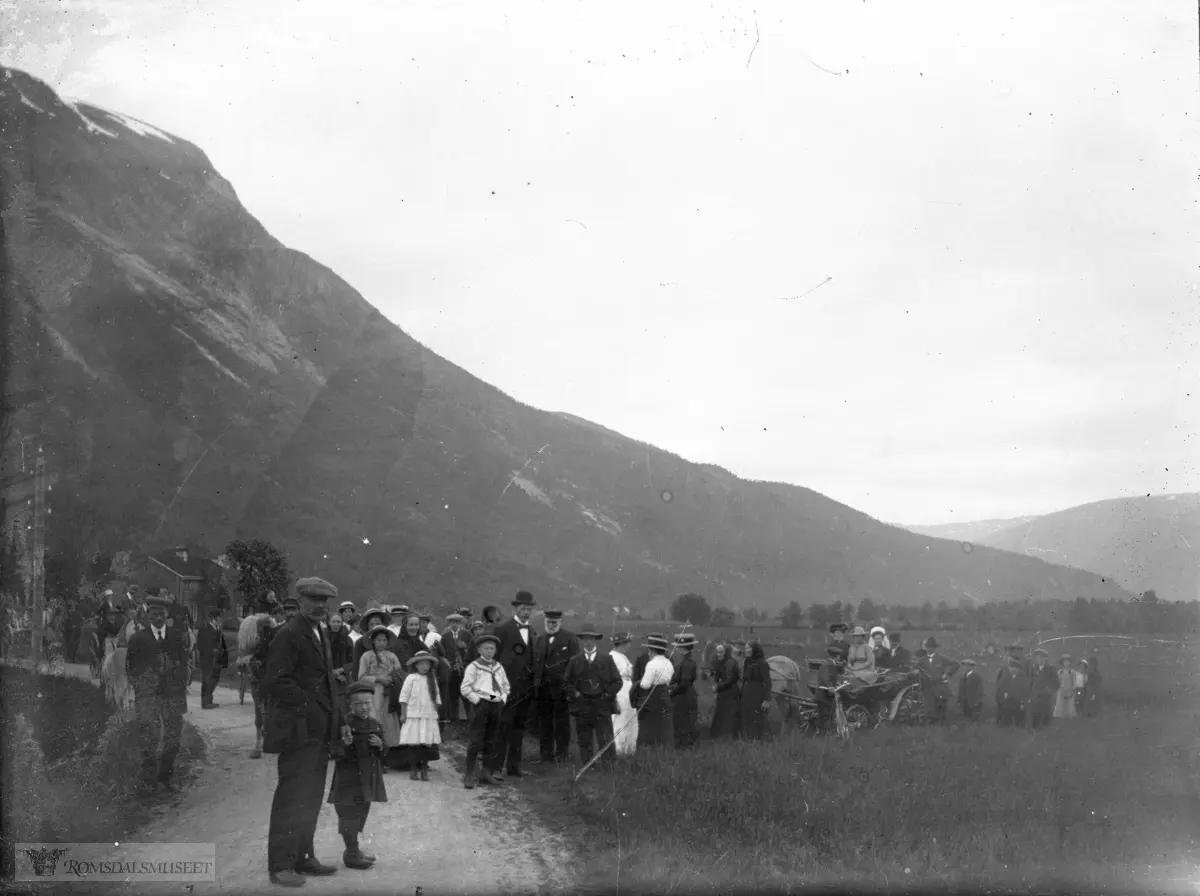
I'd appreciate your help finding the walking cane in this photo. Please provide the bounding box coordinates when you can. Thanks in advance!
[574,620,692,782]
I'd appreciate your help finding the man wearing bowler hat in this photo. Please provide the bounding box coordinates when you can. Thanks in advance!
[490,591,539,779]
[566,623,622,767]
[195,605,230,709]
[915,636,959,724]
[263,577,349,887]
[533,607,581,765]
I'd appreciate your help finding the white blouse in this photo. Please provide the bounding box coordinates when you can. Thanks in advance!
[639,654,674,689]
[611,651,633,682]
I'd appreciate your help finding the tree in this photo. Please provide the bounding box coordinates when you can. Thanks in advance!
[918,601,936,628]
[778,600,804,628]
[669,593,712,626]
[1141,589,1159,603]
[224,539,291,608]
[743,607,762,624]
[710,607,736,626]
[856,597,878,624]
[807,603,833,631]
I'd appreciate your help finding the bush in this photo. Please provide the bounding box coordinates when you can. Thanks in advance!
[0,666,111,762]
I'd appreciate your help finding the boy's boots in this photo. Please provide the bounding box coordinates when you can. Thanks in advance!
[463,755,478,789]
[342,833,374,870]
[478,764,499,786]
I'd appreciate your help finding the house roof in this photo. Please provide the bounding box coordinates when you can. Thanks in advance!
[147,549,213,580]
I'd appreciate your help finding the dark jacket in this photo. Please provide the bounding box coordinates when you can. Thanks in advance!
[630,651,651,708]
[669,656,698,700]
[565,649,622,715]
[996,662,1030,708]
[440,625,471,674]
[1030,662,1059,701]
[916,653,959,696]
[327,713,387,805]
[262,616,343,755]
[709,655,740,738]
[328,626,354,671]
[958,668,984,713]
[392,632,425,671]
[889,644,912,668]
[196,622,229,671]
[127,627,191,702]
[873,645,893,669]
[534,629,581,696]
[492,618,537,698]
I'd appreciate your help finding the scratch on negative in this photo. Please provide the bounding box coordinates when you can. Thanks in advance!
[745,14,760,69]
[498,444,551,502]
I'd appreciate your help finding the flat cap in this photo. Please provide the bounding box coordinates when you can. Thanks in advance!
[281,596,301,609]
[347,680,375,697]
[296,577,338,600]
[144,595,169,608]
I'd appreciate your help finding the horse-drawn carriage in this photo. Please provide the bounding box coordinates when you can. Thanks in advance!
[783,659,924,735]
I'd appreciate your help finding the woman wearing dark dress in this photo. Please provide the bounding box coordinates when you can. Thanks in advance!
[392,615,427,670]
[670,634,699,749]
[739,641,773,740]
[708,642,741,740]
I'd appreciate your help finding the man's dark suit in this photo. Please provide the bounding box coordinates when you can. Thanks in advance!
[533,628,581,761]
[491,617,537,773]
[565,649,622,764]
[126,625,190,784]
[195,620,229,706]
[263,616,343,874]
[440,625,472,722]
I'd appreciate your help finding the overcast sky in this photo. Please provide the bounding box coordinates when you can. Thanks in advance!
[5,0,1198,525]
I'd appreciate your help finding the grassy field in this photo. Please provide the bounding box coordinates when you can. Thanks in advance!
[507,638,1200,894]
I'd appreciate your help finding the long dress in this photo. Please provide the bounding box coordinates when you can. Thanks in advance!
[358,649,404,748]
[636,655,675,748]
[671,655,699,749]
[740,656,772,739]
[709,656,740,739]
[397,671,441,764]
[1053,667,1076,718]
[846,642,878,684]
[103,620,137,715]
[609,651,638,755]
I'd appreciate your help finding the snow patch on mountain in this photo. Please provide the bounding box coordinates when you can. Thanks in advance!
[65,101,118,138]
[511,476,554,508]
[99,108,177,143]
[18,90,43,113]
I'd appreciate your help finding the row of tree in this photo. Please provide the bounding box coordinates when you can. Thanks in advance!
[670,591,1199,635]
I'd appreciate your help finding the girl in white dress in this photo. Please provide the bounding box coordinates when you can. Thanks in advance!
[398,651,442,780]
[608,633,638,756]
[358,626,404,754]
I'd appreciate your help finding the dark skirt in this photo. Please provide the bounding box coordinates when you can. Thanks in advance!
[401,744,440,764]
[710,688,740,739]
[740,680,771,739]
[672,690,698,747]
[637,686,674,748]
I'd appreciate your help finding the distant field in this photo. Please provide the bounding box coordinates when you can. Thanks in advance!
[516,640,1200,894]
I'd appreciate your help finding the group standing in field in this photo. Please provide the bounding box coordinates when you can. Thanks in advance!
[85,570,1109,887]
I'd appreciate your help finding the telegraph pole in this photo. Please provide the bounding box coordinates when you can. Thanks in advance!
[30,444,45,669]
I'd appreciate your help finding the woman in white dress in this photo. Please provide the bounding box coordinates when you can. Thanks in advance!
[1053,655,1077,718]
[608,632,638,756]
[102,604,137,715]
[357,626,404,756]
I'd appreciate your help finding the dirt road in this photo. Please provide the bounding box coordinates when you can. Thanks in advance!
[69,673,575,895]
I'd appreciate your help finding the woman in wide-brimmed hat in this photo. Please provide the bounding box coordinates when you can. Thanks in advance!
[608,632,638,755]
[635,633,675,749]
[398,651,442,779]
[357,625,404,758]
[671,634,700,749]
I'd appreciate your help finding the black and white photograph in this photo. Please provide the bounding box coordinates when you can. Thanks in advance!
[1,0,1197,893]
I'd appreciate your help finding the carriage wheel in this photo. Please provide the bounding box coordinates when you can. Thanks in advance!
[844,704,874,731]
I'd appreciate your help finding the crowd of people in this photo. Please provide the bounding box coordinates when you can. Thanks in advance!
[79,577,1108,887]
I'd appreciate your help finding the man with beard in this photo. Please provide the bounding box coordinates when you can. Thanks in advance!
[262,578,349,887]
[533,608,580,765]
[490,591,538,779]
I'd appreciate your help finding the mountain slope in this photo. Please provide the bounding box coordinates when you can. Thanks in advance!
[0,67,1133,612]
[903,516,1039,546]
[905,495,1197,604]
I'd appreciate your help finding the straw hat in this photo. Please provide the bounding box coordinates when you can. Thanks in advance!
[407,650,437,669]
[474,633,500,648]
[365,625,394,644]
[642,633,670,651]
[674,633,699,649]
[611,632,632,647]
[851,625,868,637]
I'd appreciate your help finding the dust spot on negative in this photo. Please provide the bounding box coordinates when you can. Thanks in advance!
[962,542,973,554]
[661,489,673,503]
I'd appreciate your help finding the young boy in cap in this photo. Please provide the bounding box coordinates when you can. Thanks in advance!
[460,633,510,789]
[565,623,622,766]
[328,681,386,869]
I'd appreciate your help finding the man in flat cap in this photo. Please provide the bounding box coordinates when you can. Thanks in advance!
[440,613,471,724]
[263,577,348,886]
[126,594,191,794]
[533,608,581,765]
[1028,648,1058,729]
[490,591,539,778]
[195,606,230,709]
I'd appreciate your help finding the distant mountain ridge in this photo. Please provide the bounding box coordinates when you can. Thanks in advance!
[1,66,1133,613]
[901,494,1200,603]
